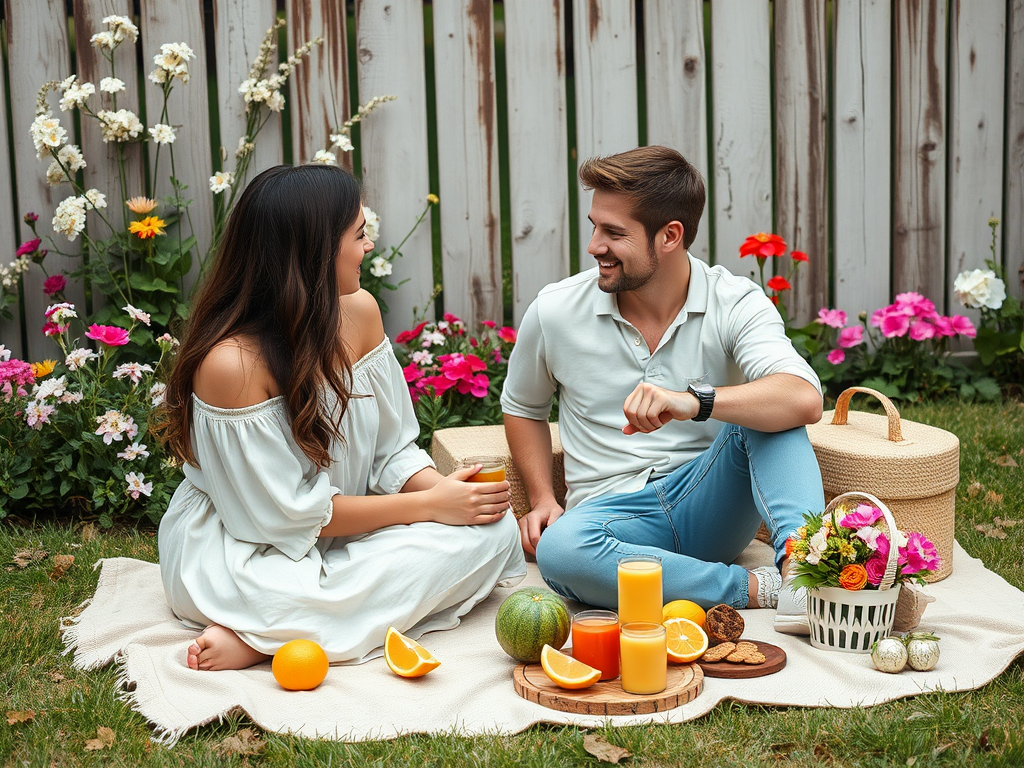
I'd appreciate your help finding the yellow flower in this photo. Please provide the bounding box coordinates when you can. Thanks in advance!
[426,193,439,205]
[838,541,856,560]
[128,215,166,239]
[126,196,158,214]
[31,359,57,378]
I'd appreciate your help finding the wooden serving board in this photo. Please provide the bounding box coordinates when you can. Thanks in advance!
[696,640,786,679]
[513,662,703,715]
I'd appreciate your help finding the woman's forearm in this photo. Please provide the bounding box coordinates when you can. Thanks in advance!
[319,487,433,538]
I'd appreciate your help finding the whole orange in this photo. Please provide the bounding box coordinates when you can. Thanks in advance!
[272,639,329,691]
[662,599,707,629]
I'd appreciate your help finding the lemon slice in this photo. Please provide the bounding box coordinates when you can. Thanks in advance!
[539,644,601,690]
[664,617,709,663]
[384,627,440,678]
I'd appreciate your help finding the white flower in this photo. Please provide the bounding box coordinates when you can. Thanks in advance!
[45,301,77,326]
[436,321,449,331]
[59,81,95,111]
[112,362,154,384]
[52,196,88,241]
[46,162,69,186]
[422,331,446,347]
[311,149,337,165]
[149,382,167,406]
[57,144,86,171]
[103,14,139,43]
[100,77,125,94]
[123,304,151,325]
[65,347,98,370]
[953,268,1007,310]
[362,206,380,242]
[32,375,66,402]
[156,333,179,351]
[117,441,150,461]
[91,31,116,49]
[60,390,84,404]
[97,109,144,142]
[209,171,233,193]
[235,136,254,158]
[29,113,67,158]
[369,256,392,278]
[330,133,354,152]
[265,91,285,112]
[855,526,882,550]
[95,409,138,444]
[411,350,433,366]
[148,123,176,144]
[124,471,153,499]
[0,344,11,362]
[149,68,168,85]
[153,42,194,82]
[25,401,55,429]
[805,530,828,565]
[84,189,107,210]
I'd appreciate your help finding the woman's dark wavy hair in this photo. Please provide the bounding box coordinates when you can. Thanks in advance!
[158,164,362,469]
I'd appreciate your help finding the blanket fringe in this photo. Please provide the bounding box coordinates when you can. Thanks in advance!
[58,596,93,661]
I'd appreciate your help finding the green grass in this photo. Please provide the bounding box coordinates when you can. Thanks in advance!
[2,401,1022,767]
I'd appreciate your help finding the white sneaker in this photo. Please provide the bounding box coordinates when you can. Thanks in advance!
[773,574,810,635]
[750,566,782,609]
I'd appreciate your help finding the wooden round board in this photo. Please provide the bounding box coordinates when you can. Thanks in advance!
[513,662,703,715]
[696,640,786,679]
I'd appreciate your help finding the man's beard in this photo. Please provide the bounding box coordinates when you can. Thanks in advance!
[597,240,659,293]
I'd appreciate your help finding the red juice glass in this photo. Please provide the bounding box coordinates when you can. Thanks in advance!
[571,610,620,681]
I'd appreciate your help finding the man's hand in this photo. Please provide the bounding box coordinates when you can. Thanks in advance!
[518,499,565,556]
[622,381,699,435]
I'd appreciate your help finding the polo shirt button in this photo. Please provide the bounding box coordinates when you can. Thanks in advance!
[634,337,641,346]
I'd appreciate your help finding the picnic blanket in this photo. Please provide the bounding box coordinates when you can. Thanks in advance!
[61,541,1024,745]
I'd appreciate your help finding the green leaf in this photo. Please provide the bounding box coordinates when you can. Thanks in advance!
[974,377,1002,401]
[860,378,901,399]
[128,273,178,293]
[10,484,29,500]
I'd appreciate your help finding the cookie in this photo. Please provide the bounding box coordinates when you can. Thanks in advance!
[725,642,763,663]
[701,642,736,662]
[705,604,745,644]
[735,641,758,654]
[743,652,767,665]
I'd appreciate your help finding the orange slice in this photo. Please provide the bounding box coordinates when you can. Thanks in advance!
[384,627,440,678]
[664,617,709,664]
[539,644,601,690]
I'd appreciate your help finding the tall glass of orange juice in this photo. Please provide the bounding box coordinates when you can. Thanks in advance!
[620,622,667,694]
[571,610,619,680]
[617,555,663,625]
[456,456,506,483]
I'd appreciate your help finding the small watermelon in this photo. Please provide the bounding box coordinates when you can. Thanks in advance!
[495,587,570,663]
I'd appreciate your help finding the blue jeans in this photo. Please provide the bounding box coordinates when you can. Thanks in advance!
[535,424,825,609]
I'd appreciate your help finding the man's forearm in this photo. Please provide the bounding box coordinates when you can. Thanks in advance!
[503,414,558,507]
[710,373,822,431]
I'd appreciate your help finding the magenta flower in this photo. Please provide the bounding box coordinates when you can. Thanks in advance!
[827,349,845,365]
[908,320,936,341]
[900,531,941,575]
[864,554,887,586]
[931,316,955,337]
[403,362,423,383]
[85,324,130,347]
[42,274,67,296]
[0,359,36,390]
[816,308,847,328]
[840,503,882,529]
[420,374,458,397]
[24,212,39,223]
[42,321,62,337]
[949,315,976,338]
[481,320,496,329]
[879,310,910,338]
[17,238,41,256]
[838,326,863,348]
[497,326,517,344]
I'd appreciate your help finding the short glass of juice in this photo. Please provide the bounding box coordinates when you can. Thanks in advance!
[571,610,620,680]
[620,621,667,695]
[456,456,506,483]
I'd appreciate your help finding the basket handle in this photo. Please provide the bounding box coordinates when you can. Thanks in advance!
[824,491,900,591]
[830,387,904,443]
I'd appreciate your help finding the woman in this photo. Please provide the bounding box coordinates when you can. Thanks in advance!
[158,164,525,671]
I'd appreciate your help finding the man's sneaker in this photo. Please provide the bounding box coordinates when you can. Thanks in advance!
[750,566,782,609]
[773,574,810,635]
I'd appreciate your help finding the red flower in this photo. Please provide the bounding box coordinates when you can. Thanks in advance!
[41,321,61,337]
[497,326,517,344]
[481,320,496,329]
[443,312,462,324]
[402,362,423,383]
[420,374,458,396]
[395,321,429,345]
[790,250,809,262]
[17,238,41,256]
[42,274,66,296]
[739,232,787,258]
[766,276,791,292]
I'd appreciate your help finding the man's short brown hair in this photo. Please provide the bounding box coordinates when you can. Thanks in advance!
[579,146,706,250]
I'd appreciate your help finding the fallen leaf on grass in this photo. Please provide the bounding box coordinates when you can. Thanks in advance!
[29,592,44,610]
[49,555,75,581]
[813,743,833,762]
[80,522,96,542]
[966,482,983,498]
[984,491,1004,505]
[994,517,1020,528]
[83,726,115,751]
[6,710,36,725]
[47,671,66,682]
[213,728,265,757]
[13,549,47,568]
[993,454,1019,468]
[583,734,631,764]
[975,524,1008,539]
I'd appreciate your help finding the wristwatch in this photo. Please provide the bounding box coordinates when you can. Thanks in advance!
[686,381,716,422]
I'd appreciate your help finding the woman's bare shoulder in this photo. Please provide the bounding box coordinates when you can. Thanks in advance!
[340,289,385,359]
[193,336,279,408]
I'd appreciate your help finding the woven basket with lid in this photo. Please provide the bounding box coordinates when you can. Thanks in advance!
[806,387,959,582]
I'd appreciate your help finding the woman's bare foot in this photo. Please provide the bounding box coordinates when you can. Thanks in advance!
[186,625,270,671]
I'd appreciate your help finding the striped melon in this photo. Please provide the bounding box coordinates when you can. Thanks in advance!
[494,587,570,663]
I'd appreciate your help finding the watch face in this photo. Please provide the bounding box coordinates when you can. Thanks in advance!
[690,383,714,395]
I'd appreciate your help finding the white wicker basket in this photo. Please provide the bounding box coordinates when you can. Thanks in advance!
[807,491,901,654]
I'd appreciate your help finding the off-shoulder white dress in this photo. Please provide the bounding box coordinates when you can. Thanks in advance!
[158,338,526,663]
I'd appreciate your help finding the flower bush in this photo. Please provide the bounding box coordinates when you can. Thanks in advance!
[787,502,940,591]
[392,314,517,448]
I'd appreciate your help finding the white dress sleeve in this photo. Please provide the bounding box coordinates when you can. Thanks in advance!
[187,397,337,562]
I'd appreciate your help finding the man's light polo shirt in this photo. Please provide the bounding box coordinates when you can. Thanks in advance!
[500,254,822,511]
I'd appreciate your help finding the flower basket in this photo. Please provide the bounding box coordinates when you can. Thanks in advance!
[807,491,901,653]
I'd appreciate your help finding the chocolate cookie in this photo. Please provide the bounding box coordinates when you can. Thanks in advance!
[705,604,745,644]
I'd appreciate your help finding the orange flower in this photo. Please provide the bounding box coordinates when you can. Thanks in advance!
[126,196,158,214]
[785,537,797,558]
[128,215,166,239]
[839,564,868,591]
[31,359,57,378]
[739,232,787,258]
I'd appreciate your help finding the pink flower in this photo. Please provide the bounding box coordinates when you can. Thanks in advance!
[403,362,423,383]
[827,349,845,365]
[85,324,130,347]
[879,310,910,338]
[864,555,888,586]
[900,531,941,575]
[497,326,517,344]
[419,374,458,397]
[838,326,863,348]
[481,320,496,329]
[840,503,882,529]
[949,315,976,338]
[816,308,847,329]
[25,401,55,429]
[908,320,936,341]
[895,292,938,320]
[931,316,957,337]
[0,359,36,390]
[439,353,487,382]
[42,321,62,337]
[42,274,66,295]
[124,471,153,500]
[469,337,478,348]
[24,212,39,223]
[112,362,154,384]
[455,372,490,398]
[17,238,41,256]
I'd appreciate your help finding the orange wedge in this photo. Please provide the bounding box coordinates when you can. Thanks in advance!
[539,644,601,690]
[664,617,709,664]
[384,627,440,678]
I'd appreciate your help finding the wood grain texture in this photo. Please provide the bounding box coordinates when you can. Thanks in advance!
[6,0,83,360]
[0,27,22,355]
[141,0,215,296]
[833,0,892,318]
[709,0,772,278]
[1008,0,1024,299]
[504,0,569,324]
[643,0,710,265]
[212,0,282,185]
[774,0,828,324]
[572,0,638,262]
[286,0,349,166]
[433,0,502,326]
[696,640,787,679]
[513,661,703,715]
[893,0,947,300]
[355,0,435,333]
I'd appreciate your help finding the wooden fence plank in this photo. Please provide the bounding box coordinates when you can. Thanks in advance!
[6,0,83,361]
[286,0,348,166]
[833,0,891,317]
[355,0,435,334]
[643,0,710,265]
[1003,0,1024,299]
[774,0,828,324]
[893,0,946,301]
[505,0,569,325]
[0,27,23,356]
[572,0,638,262]
[213,0,281,185]
[140,0,215,295]
[432,0,502,326]
[709,0,772,279]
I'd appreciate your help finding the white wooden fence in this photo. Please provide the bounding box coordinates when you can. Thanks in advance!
[1,0,1022,362]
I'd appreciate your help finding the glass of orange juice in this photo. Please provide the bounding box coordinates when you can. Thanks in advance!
[456,456,506,483]
[617,555,663,625]
[620,622,667,694]
[572,610,620,680]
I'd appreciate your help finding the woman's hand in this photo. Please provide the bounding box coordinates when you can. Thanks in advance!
[425,465,510,526]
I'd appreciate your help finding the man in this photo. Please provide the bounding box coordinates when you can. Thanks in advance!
[500,146,823,634]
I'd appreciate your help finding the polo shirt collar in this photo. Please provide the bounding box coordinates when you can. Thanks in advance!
[592,252,710,324]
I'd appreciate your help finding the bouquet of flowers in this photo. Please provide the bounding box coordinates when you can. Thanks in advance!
[786,501,941,591]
